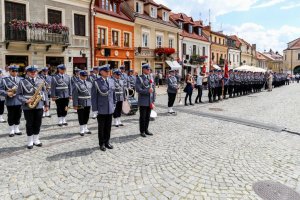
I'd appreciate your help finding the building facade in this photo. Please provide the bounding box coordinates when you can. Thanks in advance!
[0,0,91,75]
[283,37,300,74]
[227,36,241,68]
[256,51,267,70]
[208,29,228,67]
[237,37,256,66]
[93,0,135,70]
[263,49,284,73]
[170,13,210,76]
[122,0,180,74]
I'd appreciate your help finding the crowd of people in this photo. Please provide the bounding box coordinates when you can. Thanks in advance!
[0,64,295,151]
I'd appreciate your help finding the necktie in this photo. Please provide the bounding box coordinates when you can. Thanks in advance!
[31,78,35,85]
[84,81,87,87]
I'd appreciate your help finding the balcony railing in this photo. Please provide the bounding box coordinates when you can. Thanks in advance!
[5,22,69,45]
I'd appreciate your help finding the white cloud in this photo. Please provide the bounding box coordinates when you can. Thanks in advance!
[223,23,300,53]
[254,0,285,8]
[280,1,300,9]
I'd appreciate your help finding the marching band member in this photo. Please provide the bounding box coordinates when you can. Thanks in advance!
[51,64,72,126]
[207,70,215,103]
[88,66,100,119]
[39,67,52,118]
[71,67,80,86]
[91,64,115,151]
[112,69,126,127]
[167,69,178,114]
[135,64,155,137]
[0,65,23,136]
[72,70,92,136]
[17,65,48,149]
[0,70,6,123]
[233,70,240,97]
[128,69,136,91]
[216,70,223,101]
[120,65,129,89]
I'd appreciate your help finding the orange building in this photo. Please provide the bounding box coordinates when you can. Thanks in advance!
[94,0,134,70]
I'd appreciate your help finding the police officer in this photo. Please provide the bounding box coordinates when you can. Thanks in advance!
[17,65,48,149]
[91,64,115,151]
[71,67,80,86]
[39,67,52,118]
[167,69,178,114]
[112,69,126,127]
[128,69,136,91]
[88,66,100,119]
[136,64,155,137]
[0,70,6,123]
[233,70,240,97]
[207,70,215,103]
[72,70,92,136]
[216,70,223,101]
[228,69,234,98]
[0,65,23,136]
[51,64,72,126]
[120,65,129,89]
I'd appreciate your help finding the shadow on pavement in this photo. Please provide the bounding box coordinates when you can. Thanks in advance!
[0,146,27,156]
[41,132,79,140]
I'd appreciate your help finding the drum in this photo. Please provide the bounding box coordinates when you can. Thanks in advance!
[122,97,138,115]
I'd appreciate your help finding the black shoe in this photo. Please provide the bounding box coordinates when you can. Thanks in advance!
[145,131,153,136]
[0,120,6,123]
[140,132,146,137]
[190,103,194,106]
[85,131,92,134]
[209,100,213,103]
[58,124,63,127]
[195,101,199,104]
[9,133,15,137]
[46,115,52,118]
[105,143,114,149]
[34,143,43,147]
[100,144,106,151]
[119,123,124,126]
[15,132,22,136]
[27,145,33,149]
[79,132,85,136]
[63,123,68,126]
[185,103,189,106]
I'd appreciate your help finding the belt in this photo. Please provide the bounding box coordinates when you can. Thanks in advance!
[56,87,68,90]
[115,92,123,94]
[78,96,91,99]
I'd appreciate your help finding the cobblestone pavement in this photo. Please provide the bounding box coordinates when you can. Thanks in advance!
[0,84,300,200]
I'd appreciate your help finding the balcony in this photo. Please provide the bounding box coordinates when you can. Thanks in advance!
[5,21,69,46]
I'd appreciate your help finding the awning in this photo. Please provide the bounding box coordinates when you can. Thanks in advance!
[213,64,221,70]
[166,61,182,70]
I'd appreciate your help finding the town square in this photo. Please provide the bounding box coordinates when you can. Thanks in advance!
[0,0,300,199]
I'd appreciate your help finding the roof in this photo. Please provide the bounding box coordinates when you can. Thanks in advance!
[263,52,283,61]
[144,0,159,7]
[170,13,195,24]
[94,3,133,22]
[194,20,203,27]
[180,30,209,42]
[229,35,241,48]
[158,4,171,11]
[256,52,268,61]
[211,30,227,38]
[287,37,300,49]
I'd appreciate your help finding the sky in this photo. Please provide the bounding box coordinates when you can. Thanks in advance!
[155,0,300,53]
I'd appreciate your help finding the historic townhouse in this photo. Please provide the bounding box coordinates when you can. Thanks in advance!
[170,13,210,76]
[263,49,284,73]
[122,0,181,74]
[235,36,257,66]
[0,0,91,75]
[93,0,135,70]
[256,51,267,70]
[227,35,241,68]
[203,27,228,67]
[283,37,300,74]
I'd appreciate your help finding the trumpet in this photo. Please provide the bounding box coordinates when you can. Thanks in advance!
[7,86,18,97]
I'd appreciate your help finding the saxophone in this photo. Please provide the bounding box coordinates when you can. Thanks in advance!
[28,82,45,109]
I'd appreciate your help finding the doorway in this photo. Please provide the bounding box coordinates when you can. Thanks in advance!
[46,56,64,75]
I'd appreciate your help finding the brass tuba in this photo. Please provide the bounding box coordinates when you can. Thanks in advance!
[28,82,45,109]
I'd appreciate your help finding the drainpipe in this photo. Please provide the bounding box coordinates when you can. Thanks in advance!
[89,0,94,68]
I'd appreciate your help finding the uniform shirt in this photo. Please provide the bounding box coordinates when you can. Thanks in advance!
[72,79,92,107]
[135,74,156,107]
[51,74,72,98]
[112,77,125,102]
[167,75,178,94]
[0,76,22,106]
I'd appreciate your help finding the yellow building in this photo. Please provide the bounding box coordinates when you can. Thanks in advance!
[262,50,284,73]
[210,30,228,66]
[122,0,180,74]
[283,37,300,74]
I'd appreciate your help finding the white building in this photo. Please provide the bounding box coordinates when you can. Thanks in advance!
[227,36,241,68]
[170,13,210,76]
[0,0,91,75]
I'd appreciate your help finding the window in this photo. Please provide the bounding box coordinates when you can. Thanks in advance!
[74,14,85,36]
[111,3,117,12]
[198,28,202,35]
[178,21,183,29]
[169,39,174,48]
[163,11,168,21]
[150,7,157,18]
[233,54,235,62]
[124,32,130,47]
[97,27,106,45]
[183,43,186,55]
[214,37,217,43]
[298,53,300,60]
[192,45,196,55]
[219,38,221,44]
[156,35,162,48]
[212,52,215,60]
[237,55,239,63]
[189,25,193,33]
[136,2,142,13]
[223,39,225,45]
[202,47,205,56]
[48,9,62,24]
[112,30,119,46]
[5,1,26,22]
[142,32,149,47]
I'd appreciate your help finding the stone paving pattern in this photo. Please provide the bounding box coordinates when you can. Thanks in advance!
[0,84,300,200]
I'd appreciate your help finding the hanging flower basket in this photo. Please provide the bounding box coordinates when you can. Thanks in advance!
[8,19,69,33]
[154,47,175,57]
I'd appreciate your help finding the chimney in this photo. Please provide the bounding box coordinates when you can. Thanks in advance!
[252,44,256,51]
